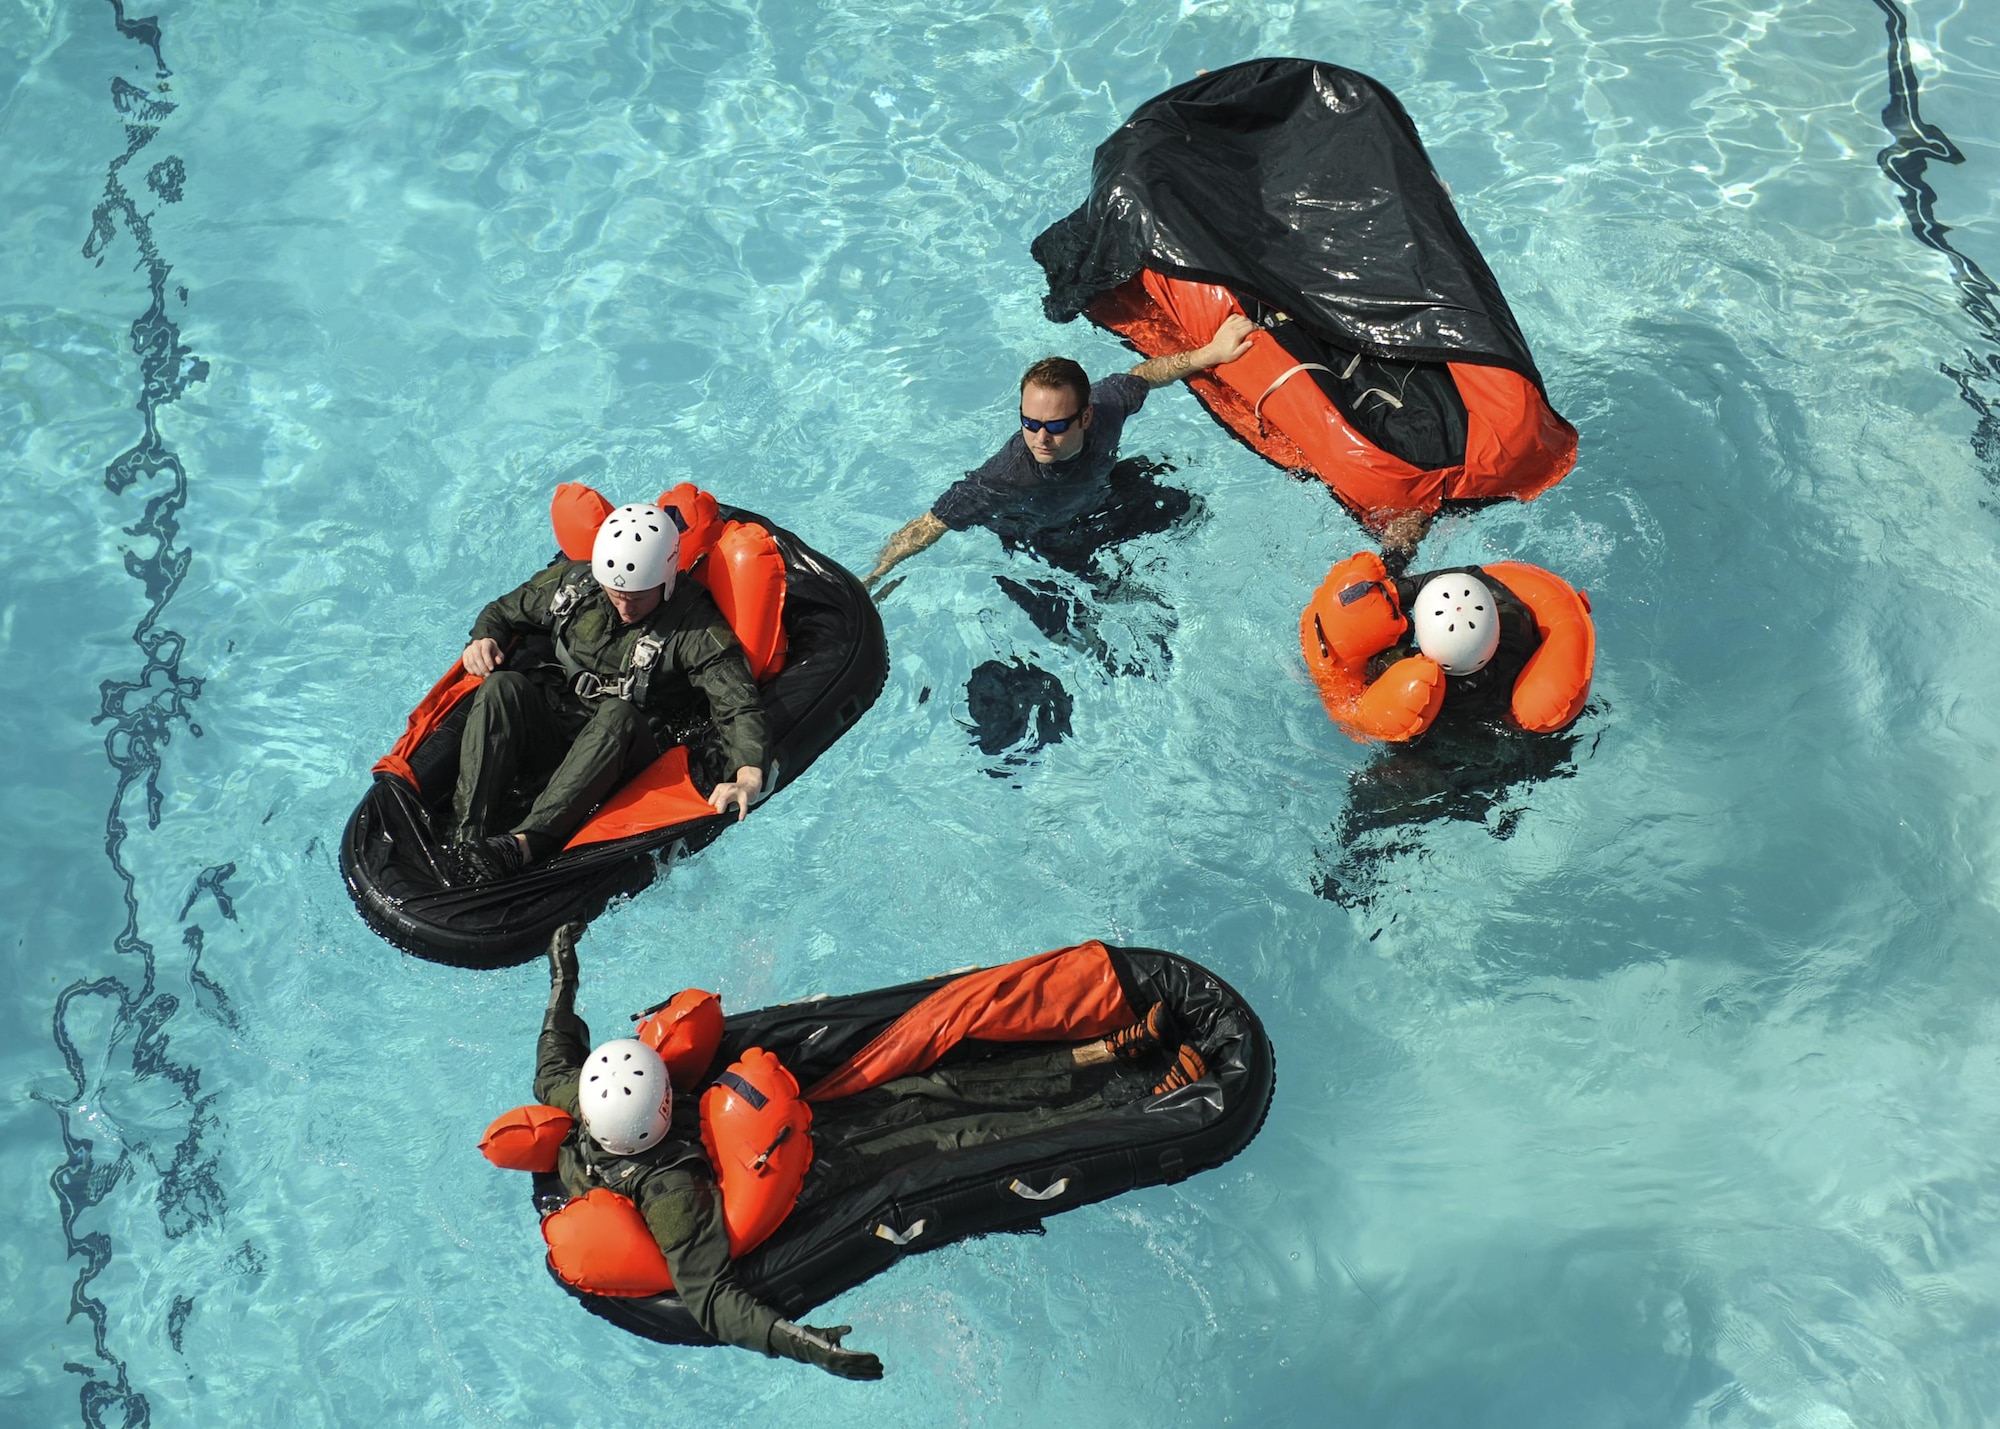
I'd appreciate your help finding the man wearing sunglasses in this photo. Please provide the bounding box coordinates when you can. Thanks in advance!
[862,313,1255,590]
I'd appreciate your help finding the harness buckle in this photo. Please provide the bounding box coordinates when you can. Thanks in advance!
[572,670,604,700]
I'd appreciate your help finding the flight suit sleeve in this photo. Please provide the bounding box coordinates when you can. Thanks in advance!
[469,564,566,645]
[678,624,772,776]
[636,1170,783,1355]
[533,1003,591,1115]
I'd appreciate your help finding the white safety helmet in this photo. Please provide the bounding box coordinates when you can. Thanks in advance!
[592,503,679,594]
[1411,572,1501,675]
[578,1038,673,1155]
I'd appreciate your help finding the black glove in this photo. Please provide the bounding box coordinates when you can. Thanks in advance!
[771,1320,883,1381]
[546,922,582,1014]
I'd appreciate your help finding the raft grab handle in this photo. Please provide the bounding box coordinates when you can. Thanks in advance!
[1252,362,1336,437]
[873,1218,927,1247]
[1007,1177,1070,1202]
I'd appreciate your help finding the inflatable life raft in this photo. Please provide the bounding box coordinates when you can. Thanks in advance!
[339,484,889,968]
[1302,551,1594,740]
[488,942,1273,1345]
[1032,58,1577,525]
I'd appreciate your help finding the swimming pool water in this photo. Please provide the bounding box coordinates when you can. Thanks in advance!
[4,0,2000,1423]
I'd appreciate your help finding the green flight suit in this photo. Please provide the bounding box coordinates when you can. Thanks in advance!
[534,999,785,1355]
[454,560,771,845]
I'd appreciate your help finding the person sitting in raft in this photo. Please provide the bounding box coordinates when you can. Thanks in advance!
[451,503,770,881]
[860,315,1258,590]
[533,924,1205,1378]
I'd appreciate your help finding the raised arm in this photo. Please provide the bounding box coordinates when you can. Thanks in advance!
[862,510,947,591]
[1129,312,1257,388]
[532,922,591,1112]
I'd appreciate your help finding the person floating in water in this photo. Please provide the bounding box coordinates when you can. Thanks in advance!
[532,924,1207,1377]
[1303,552,1593,743]
[450,503,769,881]
[861,314,1256,590]
[1369,567,1541,710]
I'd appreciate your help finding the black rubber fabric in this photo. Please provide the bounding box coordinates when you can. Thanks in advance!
[339,511,889,968]
[1032,57,1552,388]
[536,946,1276,1347]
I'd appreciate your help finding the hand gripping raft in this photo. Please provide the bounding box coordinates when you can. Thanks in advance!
[1302,550,1595,741]
[1032,57,1577,526]
[482,942,1275,1345]
[339,484,888,968]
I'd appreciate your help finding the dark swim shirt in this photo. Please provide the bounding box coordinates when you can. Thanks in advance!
[932,373,1150,538]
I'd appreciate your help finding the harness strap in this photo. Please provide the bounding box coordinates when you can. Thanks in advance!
[549,570,667,705]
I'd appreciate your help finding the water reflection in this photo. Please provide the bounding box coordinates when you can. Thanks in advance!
[1314,705,1602,912]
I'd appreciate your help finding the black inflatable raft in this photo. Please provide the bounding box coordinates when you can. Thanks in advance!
[535,942,1274,1345]
[340,508,887,968]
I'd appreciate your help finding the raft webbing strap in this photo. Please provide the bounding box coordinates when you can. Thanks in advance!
[716,1070,769,1111]
[803,942,1134,1103]
[1252,361,1335,437]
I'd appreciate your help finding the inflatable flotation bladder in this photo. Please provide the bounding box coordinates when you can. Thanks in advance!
[506,1047,814,1296]
[696,522,787,682]
[635,989,724,1088]
[1301,553,1594,739]
[1480,561,1594,733]
[700,1047,814,1256]
[541,1189,675,1297]
[547,482,786,680]
[1300,551,1446,742]
[479,1103,576,1173]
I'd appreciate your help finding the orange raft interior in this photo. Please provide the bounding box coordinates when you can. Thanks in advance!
[1089,269,1577,522]
[368,482,787,851]
[1301,551,1595,741]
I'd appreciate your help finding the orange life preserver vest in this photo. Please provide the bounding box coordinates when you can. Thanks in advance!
[1301,552,1593,740]
[635,988,724,1087]
[548,481,787,680]
[481,1027,813,1298]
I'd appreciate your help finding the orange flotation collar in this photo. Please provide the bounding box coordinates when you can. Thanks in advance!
[1301,553,1593,740]
[482,1034,814,1299]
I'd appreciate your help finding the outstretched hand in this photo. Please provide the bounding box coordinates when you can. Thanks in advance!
[778,1321,884,1381]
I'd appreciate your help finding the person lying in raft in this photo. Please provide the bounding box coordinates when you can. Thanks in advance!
[860,314,1257,590]
[533,924,1206,1378]
[450,503,769,882]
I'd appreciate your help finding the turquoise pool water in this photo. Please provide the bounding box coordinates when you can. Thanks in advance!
[5,0,2000,1423]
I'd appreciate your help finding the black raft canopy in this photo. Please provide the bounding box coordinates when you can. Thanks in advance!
[1033,56,1547,380]
[1032,57,1574,513]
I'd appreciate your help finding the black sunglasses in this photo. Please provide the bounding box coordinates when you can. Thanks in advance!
[1020,407,1085,435]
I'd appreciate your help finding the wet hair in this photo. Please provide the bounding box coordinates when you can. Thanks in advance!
[1019,356,1090,411]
